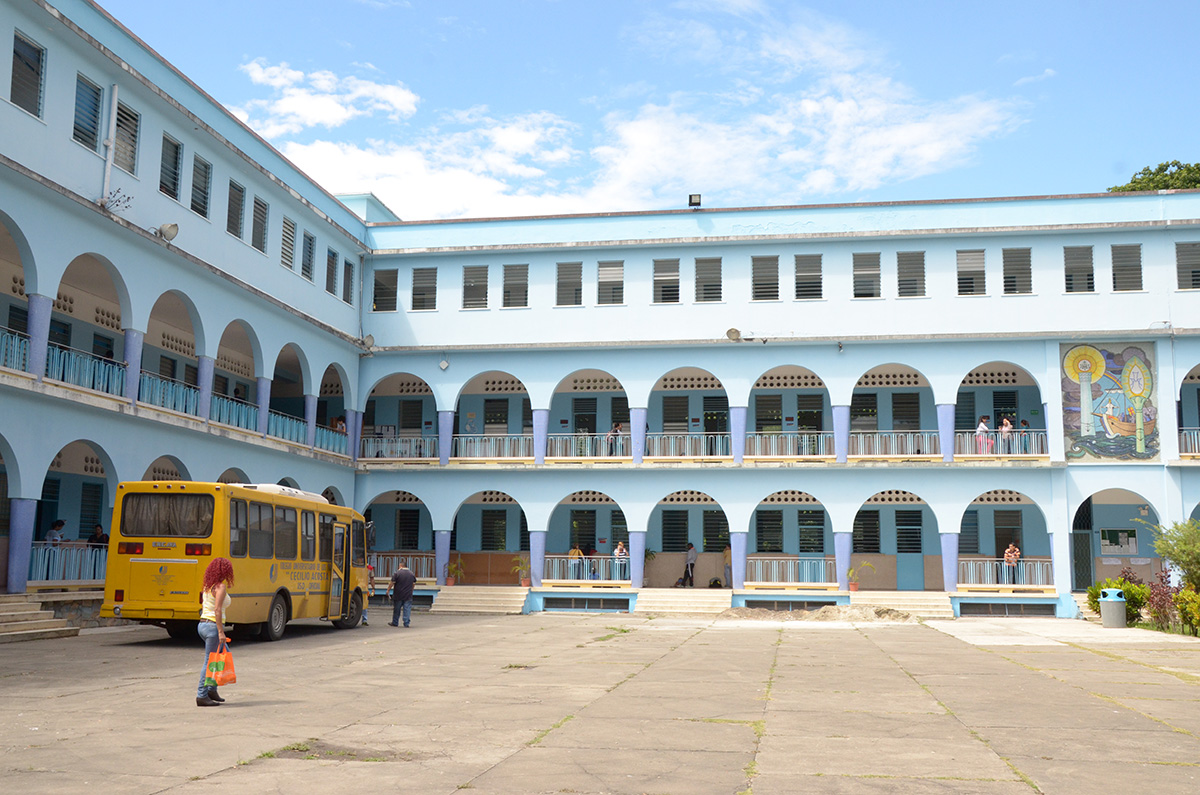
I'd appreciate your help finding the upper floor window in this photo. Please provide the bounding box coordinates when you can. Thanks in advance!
[598,260,624,304]
[751,256,778,301]
[412,267,437,310]
[300,231,316,281]
[342,258,354,304]
[251,197,269,253]
[226,181,245,238]
[1111,244,1142,291]
[462,265,488,308]
[10,33,44,117]
[159,135,182,200]
[280,217,296,268]
[113,102,140,174]
[695,257,722,302]
[1002,248,1032,294]
[897,251,925,297]
[1177,242,1200,289]
[503,264,528,308]
[556,262,582,306]
[653,259,679,303]
[326,248,339,294]
[852,252,881,298]
[956,249,985,295]
[794,254,822,299]
[72,75,102,150]
[190,156,211,218]
[373,269,398,311]
[1064,246,1093,293]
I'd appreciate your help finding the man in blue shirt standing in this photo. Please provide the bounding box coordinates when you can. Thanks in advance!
[386,562,417,628]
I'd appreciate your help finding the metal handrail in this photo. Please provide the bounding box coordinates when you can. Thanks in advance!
[315,425,349,454]
[955,430,1048,456]
[209,393,259,431]
[744,432,834,457]
[267,410,308,443]
[645,432,732,457]
[138,370,200,415]
[368,551,436,580]
[452,434,535,458]
[744,556,836,584]
[1180,428,1200,455]
[44,343,126,396]
[848,430,941,456]
[544,554,628,581]
[28,541,107,581]
[547,432,629,457]
[958,557,1052,586]
[0,327,29,371]
[360,435,439,459]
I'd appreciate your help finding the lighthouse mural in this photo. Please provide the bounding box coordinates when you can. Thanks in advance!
[1061,343,1158,461]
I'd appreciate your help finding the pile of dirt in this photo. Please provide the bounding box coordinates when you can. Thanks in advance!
[719,604,917,622]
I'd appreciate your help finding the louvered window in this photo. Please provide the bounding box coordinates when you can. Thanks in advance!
[660,510,689,552]
[610,510,628,546]
[755,394,782,432]
[850,393,877,431]
[389,510,419,550]
[995,509,1023,550]
[897,251,925,297]
[412,267,437,310]
[957,250,985,295]
[300,232,316,281]
[483,398,508,434]
[571,509,597,551]
[92,334,114,358]
[250,197,268,252]
[1177,243,1200,289]
[993,391,1017,426]
[896,510,923,553]
[503,264,528,307]
[78,483,105,532]
[8,304,28,335]
[654,259,679,303]
[959,510,980,554]
[73,75,102,150]
[852,510,881,553]
[695,257,722,302]
[159,355,177,380]
[611,396,630,426]
[597,260,624,304]
[481,510,507,551]
[114,102,140,174]
[326,249,339,294]
[213,374,229,396]
[955,391,976,432]
[891,393,920,431]
[795,254,822,299]
[10,33,44,117]
[280,217,296,269]
[522,397,533,432]
[796,394,823,431]
[662,395,689,433]
[190,157,212,218]
[1112,244,1142,291]
[752,256,779,301]
[184,364,198,387]
[703,395,728,433]
[1002,248,1032,294]
[573,397,597,433]
[399,400,423,432]
[1064,246,1094,293]
[556,262,582,306]
[852,252,881,298]
[797,510,825,553]
[342,258,354,304]
[755,510,783,553]
[226,181,245,238]
[462,265,488,308]
[519,512,530,552]
[703,510,729,552]
[159,135,182,200]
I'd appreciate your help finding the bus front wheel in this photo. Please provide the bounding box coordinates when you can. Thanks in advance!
[264,594,288,641]
[333,592,362,629]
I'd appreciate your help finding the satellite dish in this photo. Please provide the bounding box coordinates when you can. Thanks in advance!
[725,328,742,342]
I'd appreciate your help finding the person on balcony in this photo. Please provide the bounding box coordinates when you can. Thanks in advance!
[606,422,622,456]
[1003,543,1021,584]
[87,523,108,547]
[613,541,628,579]
[569,543,584,580]
[1000,417,1014,454]
[975,416,992,454]
[1019,419,1031,453]
[45,520,65,546]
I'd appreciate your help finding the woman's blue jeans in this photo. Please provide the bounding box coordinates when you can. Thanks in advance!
[196,621,220,698]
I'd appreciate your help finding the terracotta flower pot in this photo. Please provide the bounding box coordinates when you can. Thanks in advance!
[444,576,456,587]
[848,582,859,592]
[520,578,531,587]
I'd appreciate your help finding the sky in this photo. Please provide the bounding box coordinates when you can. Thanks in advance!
[101,0,1200,222]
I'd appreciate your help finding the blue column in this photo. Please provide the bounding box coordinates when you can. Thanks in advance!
[304,394,318,447]
[628,530,646,588]
[256,376,271,435]
[940,532,959,592]
[937,403,956,463]
[346,408,362,462]
[630,407,647,464]
[730,532,747,589]
[197,355,215,420]
[438,410,454,465]
[434,530,450,586]
[25,293,51,380]
[729,405,747,464]
[832,404,850,463]
[122,328,144,404]
[834,531,852,590]
[532,408,548,465]
[530,530,546,587]
[6,498,36,593]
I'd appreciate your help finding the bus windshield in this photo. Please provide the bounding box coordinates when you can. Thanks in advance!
[120,493,215,537]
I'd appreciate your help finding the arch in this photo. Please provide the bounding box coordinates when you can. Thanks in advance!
[447,490,527,584]
[1071,487,1162,587]
[848,489,938,591]
[217,468,249,484]
[147,289,207,359]
[0,208,37,295]
[317,361,354,426]
[270,342,312,401]
[846,364,938,456]
[277,477,299,489]
[55,253,134,334]
[321,486,344,506]
[0,434,23,498]
[958,489,1052,587]
[454,371,529,437]
[549,368,630,451]
[142,455,190,481]
[216,319,264,383]
[647,367,731,455]
[364,490,434,555]
[644,489,727,587]
[38,440,120,541]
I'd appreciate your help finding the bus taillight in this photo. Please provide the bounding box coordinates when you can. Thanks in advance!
[185,543,212,556]
[114,589,124,602]
[118,542,143,555]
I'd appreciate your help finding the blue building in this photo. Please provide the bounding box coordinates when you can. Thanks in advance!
[3,0,1199,618]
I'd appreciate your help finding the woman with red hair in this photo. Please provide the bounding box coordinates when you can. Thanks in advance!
[196,558,234,706]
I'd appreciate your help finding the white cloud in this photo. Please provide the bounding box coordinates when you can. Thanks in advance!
[1014,68,1056,87]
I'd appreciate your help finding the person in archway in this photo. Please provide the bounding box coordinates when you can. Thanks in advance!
[613,541,628,579]
[568,542,585,580]
[606,422,622,456]
[683,542,697,587]
[723,543,732,589]
[1003,542,1021,585]
[386,561,416,628]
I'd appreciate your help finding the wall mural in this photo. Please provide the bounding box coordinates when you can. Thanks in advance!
[1061,343,1158,460]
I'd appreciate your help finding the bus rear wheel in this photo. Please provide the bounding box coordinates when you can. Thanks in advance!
[333,592,362,629]
[164,620,196,642]
[264,594,288,641]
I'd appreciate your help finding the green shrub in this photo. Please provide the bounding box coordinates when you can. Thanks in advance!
[1148,519,1200,590]
[1174,587,1200,636]
[1086,578,1148,623]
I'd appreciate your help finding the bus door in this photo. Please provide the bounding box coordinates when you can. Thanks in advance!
[328,523,350,618]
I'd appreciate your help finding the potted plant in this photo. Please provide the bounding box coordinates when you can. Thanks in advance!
[511,554,531,587]
[846,561,875,592]
[444,555,466,586]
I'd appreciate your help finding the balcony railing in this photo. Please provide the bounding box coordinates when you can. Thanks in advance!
[547,432,629,458]
[955,430,1049,456]
[645,432,732,457]
[958,557,1053,586]
[267,410,308,444]
[209,394,259,432]
[0,327,28,371]
[368,551,436,580]
[1181,429,1200,455]
[452,434,535,458]
[28,542,107,581]
[361,435,439,459]
[544,554,628,581]
[745,432,835,457]
[45,343,126,396]
[849,431,940,457]
[745,556,837,584]
[314,425,349,455]
[138,370,200,415]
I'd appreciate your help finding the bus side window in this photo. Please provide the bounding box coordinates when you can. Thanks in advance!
[351,520,366,567]
[249,501,274,558]
[301,511,316,561]
[275,506,298,560]
[230,499,248,557]
[318,514,334,562]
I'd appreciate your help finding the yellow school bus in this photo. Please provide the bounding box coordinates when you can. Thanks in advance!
[101,481,369,641]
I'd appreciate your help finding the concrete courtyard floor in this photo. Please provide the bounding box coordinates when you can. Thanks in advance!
[0,612,1198,794]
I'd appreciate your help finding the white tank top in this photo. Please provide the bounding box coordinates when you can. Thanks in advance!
[200,588,231,622]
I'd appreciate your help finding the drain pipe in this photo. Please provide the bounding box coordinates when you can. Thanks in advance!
[99,83,119,207]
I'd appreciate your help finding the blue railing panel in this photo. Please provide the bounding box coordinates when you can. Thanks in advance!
[360,436,439,459]
[138,371,200,415]
[267,410,308,443]
[28,542,107,581]
[0,329,28,371]
[45,344,126,396]
[209,394,259,431]
[314,425,349,454]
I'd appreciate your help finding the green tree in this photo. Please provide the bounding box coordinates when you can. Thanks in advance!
[1109,161,1200,192]
[1151,519,1200,589]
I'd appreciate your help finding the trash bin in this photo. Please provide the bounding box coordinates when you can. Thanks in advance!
[1099,588,1127,628]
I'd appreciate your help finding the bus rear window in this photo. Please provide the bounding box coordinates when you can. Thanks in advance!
[120,493,215,537]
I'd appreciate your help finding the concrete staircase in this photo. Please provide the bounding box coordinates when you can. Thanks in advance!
[429,586,529,615]
[1072,593,1099,621]
[0,593,80,643]
[633,587,732,615]
[849,591,955,619]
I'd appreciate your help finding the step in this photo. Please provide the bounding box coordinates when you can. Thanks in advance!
[0,626,80,644]
[430,587,529,614]
[0,617,72,633]
[0,609,56,624]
